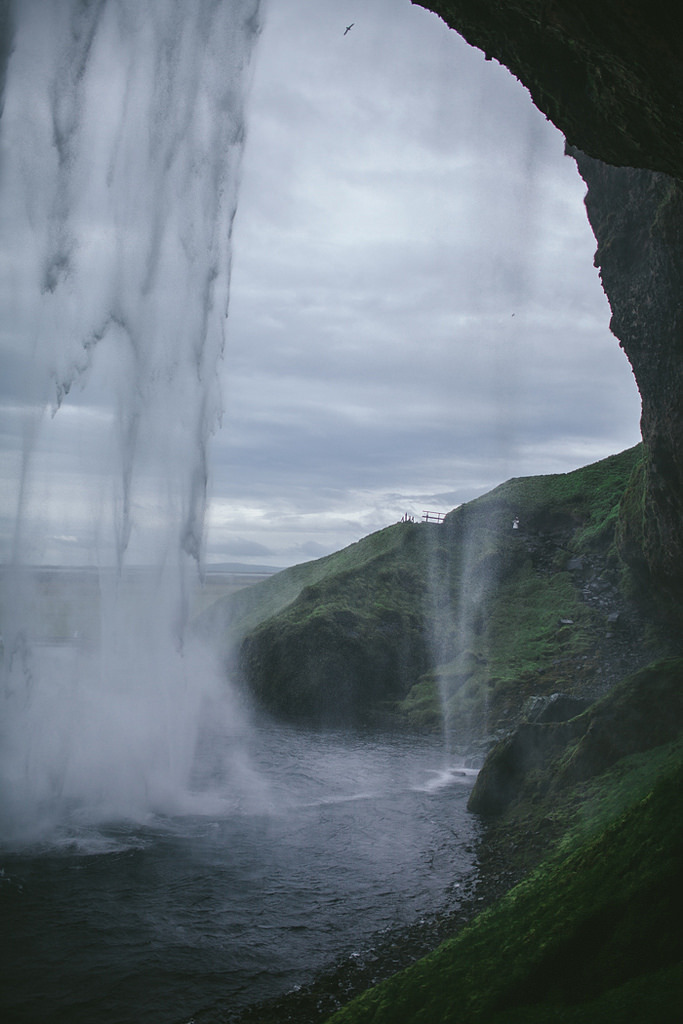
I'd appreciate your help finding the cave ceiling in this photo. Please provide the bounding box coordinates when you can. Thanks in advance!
[415,1,683,179]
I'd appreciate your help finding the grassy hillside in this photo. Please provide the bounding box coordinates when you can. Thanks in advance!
[202,444,666,742]
[199,520,411,640]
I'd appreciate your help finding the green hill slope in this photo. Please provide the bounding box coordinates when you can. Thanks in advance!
[203,444,664,743]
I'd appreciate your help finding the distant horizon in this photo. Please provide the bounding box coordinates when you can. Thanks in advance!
[0,561,282,575]
[1,439,643,573]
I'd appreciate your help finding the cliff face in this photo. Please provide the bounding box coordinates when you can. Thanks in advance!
[570,157,683,594]
[416,1,683,597]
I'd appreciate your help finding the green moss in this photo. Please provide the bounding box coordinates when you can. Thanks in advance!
[462,444,644,547]
[558,735,683,855]
[486,569,593,682]
[485,963,683,1023]
[397,677,442,731]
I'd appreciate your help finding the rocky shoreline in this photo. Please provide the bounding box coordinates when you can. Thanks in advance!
[227,827,520,1024]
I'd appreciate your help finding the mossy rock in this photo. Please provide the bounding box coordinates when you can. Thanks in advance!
[468,658,683,816]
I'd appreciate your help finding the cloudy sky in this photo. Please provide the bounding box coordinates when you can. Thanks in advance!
[0,0,641,569]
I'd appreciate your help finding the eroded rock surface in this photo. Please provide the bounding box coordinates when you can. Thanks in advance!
[570,155,683,596]
[468,658,683,815]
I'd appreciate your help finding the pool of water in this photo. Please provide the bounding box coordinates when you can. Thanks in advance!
[1,723,480,1023]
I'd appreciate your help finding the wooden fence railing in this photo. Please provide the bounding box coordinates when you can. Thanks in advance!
[422,511,446,524]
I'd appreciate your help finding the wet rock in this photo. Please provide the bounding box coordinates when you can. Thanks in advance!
[525,692,590,724]
[467,718,583,816]
[468,658,683,817]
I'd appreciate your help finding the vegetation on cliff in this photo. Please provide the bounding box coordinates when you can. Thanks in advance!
[204,444,664,746]
[468,657,683,815]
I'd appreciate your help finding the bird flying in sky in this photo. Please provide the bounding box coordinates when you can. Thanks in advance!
[344,24,354,36]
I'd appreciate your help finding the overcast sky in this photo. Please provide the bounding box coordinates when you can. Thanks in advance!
[0,0,642,569]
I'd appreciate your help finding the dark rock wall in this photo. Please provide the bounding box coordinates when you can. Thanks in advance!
[415,1,683,177]
[468,657,683,815]
[239,605,429,728]
[416,0,683,594]
[569,155,683,593]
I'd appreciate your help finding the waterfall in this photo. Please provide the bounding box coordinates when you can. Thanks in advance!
[0,0,262,840]
[422,503,505,757]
